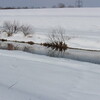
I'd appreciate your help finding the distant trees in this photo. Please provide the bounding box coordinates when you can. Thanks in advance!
[75,0,83,7]
[52,3,75,8]
[52,5,57,8]
[51,0,83,8]
[57,3,66,8]
[0,7,29,9]
[52,3,66,8]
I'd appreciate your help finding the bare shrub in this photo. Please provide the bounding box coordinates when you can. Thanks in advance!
[2,21,20,36]
[48,27,68,44]
[44,27,69,51]
[2,21,34,37]
[20,25,34,36]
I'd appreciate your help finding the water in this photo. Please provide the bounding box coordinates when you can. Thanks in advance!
[0,41,100,64]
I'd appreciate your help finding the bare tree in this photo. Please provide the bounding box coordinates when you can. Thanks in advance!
[2,21,20,36]
[57,3,66,8]
[2,21,34,37]
[20,25,34,36]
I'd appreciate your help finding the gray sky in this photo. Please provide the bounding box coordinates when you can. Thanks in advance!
[0,0,100,7]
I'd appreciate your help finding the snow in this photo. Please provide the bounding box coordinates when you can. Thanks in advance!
[0,8,100,49]
[0,50,100,100]
[0,8,100,100]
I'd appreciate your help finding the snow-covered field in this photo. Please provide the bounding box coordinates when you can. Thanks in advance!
[0,50,100,100]
[0,8,100,100]
[0,8,100,49]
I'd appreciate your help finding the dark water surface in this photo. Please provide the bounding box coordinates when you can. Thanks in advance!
[0,41,100,64]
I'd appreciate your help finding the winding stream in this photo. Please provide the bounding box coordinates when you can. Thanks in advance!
[0,41,100,64]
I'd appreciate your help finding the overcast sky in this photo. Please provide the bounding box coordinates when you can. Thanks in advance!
[0,0,100,7]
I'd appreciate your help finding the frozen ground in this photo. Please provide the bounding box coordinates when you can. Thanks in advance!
[0,8,100,50]
[0,8,100,100]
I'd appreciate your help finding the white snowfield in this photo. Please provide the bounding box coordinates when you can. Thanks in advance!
[0,8,100,100]
[0,50,100,100]
[0,8,100,50]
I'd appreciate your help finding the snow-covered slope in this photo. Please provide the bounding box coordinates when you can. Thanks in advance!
[0,50,100,100]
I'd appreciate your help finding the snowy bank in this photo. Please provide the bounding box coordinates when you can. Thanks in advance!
[0,50,100,100]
